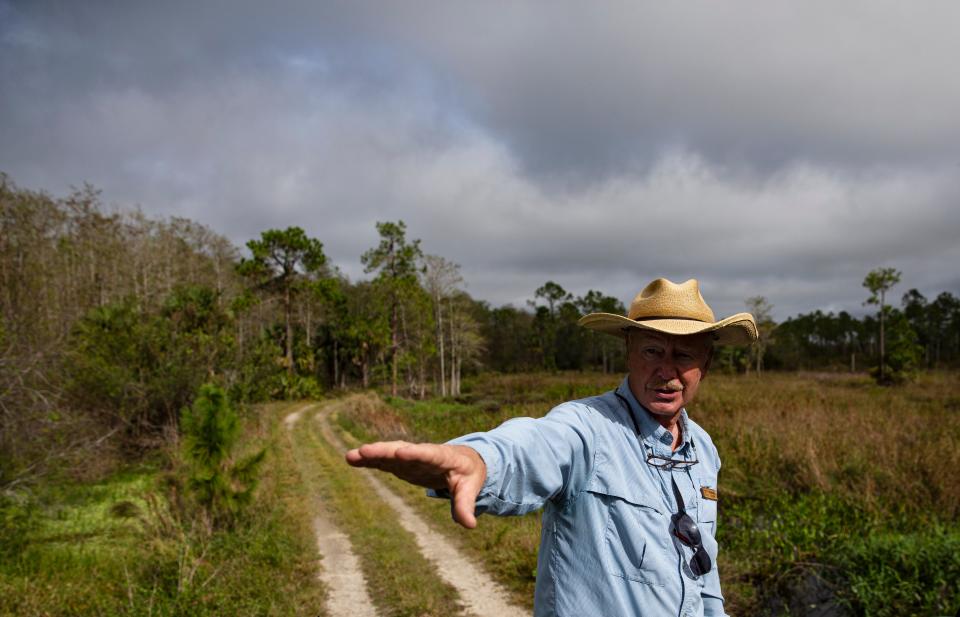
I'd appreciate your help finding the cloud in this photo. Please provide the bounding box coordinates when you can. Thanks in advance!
[323,1,960,178]
[1,1,958,322]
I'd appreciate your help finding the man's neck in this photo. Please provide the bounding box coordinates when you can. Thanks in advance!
[657,412,683,452]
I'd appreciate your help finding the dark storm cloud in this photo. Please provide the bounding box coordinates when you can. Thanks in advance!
[322,2,960,178]
[1,1,958,321]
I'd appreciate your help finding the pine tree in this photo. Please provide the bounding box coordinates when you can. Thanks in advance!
[180,384,265,527]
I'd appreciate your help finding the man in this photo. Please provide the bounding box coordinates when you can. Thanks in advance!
[346,278,757,616]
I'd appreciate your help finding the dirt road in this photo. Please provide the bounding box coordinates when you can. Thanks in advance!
[286,399,529,617]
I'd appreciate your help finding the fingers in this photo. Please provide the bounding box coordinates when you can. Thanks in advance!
[345,441,455,488]
[344,441,487,529]
[345,441,413,467]
[450,471,484,529]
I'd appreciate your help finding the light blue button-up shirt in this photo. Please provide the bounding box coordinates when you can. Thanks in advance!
[448,377,726,617]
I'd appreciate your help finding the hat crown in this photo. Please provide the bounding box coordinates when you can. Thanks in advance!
[628,278,716,323]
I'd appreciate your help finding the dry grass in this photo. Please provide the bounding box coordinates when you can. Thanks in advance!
[692,371,960,520]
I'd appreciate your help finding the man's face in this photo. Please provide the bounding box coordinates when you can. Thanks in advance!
[626,330,712,419]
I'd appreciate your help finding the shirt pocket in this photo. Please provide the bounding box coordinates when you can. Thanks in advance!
[696,477,718,524]
[585,469,667,587]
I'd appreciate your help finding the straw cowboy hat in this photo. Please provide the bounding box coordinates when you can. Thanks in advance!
[578,278,757,345]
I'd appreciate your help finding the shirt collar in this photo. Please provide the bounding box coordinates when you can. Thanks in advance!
[615,376,693,451]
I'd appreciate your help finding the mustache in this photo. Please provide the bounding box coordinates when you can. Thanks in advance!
[647,380,684,392]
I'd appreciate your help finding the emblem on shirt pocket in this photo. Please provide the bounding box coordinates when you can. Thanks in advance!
[697,479,718,524]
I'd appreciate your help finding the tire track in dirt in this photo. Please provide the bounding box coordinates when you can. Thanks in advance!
[315,399,530,617]
[284,404,378,617]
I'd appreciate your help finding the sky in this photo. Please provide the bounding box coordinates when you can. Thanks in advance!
[2,1,959,321]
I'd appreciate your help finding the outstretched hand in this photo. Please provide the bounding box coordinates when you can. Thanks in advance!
[345,441,487,529]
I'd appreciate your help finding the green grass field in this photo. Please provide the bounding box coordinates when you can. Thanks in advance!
[0,403,326,616]
[337,371,960,617]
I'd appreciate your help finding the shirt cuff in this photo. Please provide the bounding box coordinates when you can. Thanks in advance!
[424,435,502,515]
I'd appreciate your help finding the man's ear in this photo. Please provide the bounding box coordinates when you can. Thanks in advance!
[702,346,714,378]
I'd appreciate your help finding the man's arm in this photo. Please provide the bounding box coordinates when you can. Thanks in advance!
[347,402,597,526]
[345,441,487,528]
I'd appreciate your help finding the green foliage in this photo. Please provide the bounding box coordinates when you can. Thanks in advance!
[237,227,328,282]
[230,335,285,403]
[238,226,330,377]
[0,490,36,559]
[721,492,960,616]
[361,220,425,394]
[835,526,960,616]
[869,310,922,384]
[180,384,265,526]
[66,287,235,436]
[0,406,325,616]
[66,299,147,415]
[533,281,571,315]
[276,374,323,400]
[361,220,423,288]
[744,296,775,373]
[863,267,902,307]
[863,267,903,384]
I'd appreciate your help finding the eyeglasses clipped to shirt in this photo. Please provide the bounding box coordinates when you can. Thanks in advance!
[615,389,712,576]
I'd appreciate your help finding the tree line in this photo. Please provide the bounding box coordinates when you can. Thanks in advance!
[3,174,959,484]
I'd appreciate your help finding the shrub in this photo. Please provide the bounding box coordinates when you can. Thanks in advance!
[180,384,265,528]
[870,312,923,385]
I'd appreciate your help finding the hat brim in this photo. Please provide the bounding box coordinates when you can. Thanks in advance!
[578,312,758,346]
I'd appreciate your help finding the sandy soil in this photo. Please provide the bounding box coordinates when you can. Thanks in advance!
[285,404,378,617]
[315,401,529,617]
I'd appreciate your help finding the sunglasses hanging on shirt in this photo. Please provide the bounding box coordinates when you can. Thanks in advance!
[670,475,712,576]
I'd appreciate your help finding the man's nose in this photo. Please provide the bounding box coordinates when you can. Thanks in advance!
[655,359,678,379]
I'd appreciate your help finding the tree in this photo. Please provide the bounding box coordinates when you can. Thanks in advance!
[180,383,265,528]
[901,289,931,366]
[928,292,960,365]
[66,286,236,437]
[446,291,485,396]
[875,310,922,384]
[530,281,572,370]
[422,255,462,396]
[237,228,328,377]
[745,296,776,375]
[863,267,901,384]
[577,290,626,373]
[361,221,423,396]
[534,281,571,316]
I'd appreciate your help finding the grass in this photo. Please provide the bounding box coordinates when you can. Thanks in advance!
[339,371,960,617]
[5,372,957,615]
[288,399,466,617]
[0,402,326,616]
